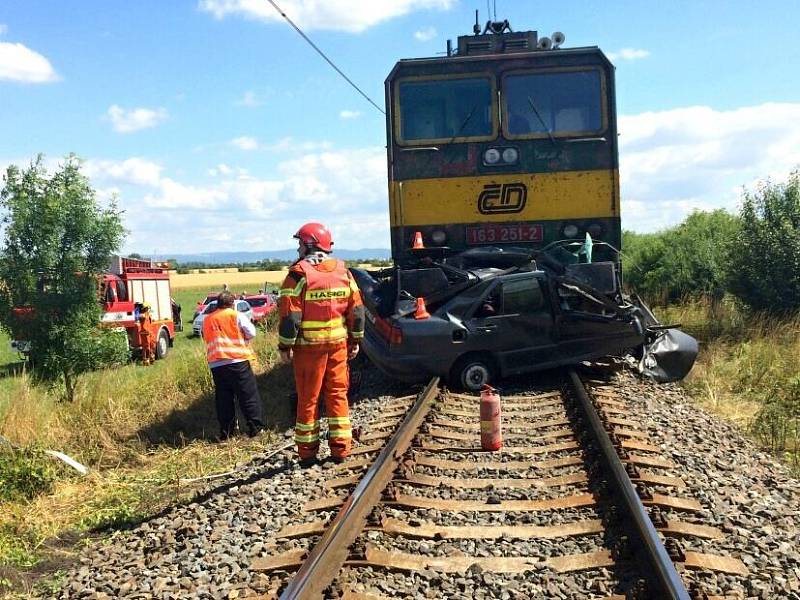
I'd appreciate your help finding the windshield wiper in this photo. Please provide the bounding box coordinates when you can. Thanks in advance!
[526,95,557,146]
[448,103,479,144]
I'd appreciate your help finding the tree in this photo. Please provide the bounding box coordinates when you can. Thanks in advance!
[728,171,800,313]
[0,155,129,400]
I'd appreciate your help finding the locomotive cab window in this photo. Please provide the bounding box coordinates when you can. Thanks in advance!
[396,76,496,144]
[503,69,605,138]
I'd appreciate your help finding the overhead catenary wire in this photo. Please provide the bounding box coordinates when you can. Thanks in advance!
[264,0,385,115]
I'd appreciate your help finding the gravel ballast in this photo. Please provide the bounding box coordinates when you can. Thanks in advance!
[50,367,800,599]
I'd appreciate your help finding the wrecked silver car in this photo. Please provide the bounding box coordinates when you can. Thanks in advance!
[351,244,697,391]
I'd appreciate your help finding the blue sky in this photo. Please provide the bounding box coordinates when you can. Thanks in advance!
[2,0,799,254]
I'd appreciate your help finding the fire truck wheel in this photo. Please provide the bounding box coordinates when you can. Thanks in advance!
[155,329,170,360]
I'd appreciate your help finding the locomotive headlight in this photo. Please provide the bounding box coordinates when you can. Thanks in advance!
[587,223,603,238]
[563,224,580,238]
[431,230,447,245]
[484,148,501,164]
[502,147,519,164]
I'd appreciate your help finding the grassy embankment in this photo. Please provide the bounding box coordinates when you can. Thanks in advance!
[654,298,800,470]
[0,279,292,595]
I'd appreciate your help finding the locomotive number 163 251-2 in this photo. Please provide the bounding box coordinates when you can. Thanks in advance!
[465,223,543,245]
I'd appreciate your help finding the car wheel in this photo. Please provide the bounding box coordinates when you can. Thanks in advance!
[451,353,496,392]
[155,329,170,360]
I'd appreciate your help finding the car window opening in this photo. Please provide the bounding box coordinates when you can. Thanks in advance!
[502,278,545,314]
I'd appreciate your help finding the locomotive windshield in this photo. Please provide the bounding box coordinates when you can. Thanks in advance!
[503,69,604,137]
[397,76,494,143]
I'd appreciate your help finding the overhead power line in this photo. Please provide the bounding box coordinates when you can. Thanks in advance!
[264,0,386,115]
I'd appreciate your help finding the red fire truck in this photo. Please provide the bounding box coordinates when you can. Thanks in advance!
[99,256,177,360]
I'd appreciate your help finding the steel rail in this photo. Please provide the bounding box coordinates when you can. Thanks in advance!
[567,369,690,600]
[280,377,440,600]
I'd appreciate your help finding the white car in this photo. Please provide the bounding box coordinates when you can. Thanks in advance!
[192,299,253,337]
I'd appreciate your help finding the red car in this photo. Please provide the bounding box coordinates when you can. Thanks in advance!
[243,294,277,323]
[193,293,220,321]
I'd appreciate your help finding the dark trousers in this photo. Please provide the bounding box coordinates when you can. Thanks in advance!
[210,361,264,437]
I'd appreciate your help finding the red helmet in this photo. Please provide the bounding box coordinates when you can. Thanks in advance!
[294,222,333,252]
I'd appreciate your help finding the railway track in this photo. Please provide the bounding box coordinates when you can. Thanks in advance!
[252,370,748,599]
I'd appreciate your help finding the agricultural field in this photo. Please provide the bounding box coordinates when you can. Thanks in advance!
[170,269,288,290]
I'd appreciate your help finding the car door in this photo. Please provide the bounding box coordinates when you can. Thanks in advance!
[463,274,557,375]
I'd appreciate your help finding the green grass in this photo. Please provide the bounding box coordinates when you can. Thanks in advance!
[0,309,292,582]
[0,329,21,369]
[655,297,800,472]
[0,275,290,592]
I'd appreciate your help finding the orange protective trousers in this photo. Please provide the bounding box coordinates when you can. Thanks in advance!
[293,343,351,460]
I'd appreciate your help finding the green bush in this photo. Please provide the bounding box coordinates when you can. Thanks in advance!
[0,445,59,502]
[623,210,740,304]
[728,171,800,313]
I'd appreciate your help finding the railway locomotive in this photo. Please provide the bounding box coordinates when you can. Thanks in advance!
[387,18,619,265]
[353,17,698,390]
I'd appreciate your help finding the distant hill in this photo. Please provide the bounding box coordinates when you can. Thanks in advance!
[156,248,391,264]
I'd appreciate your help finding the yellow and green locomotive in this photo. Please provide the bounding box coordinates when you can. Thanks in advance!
[385,20,619,265]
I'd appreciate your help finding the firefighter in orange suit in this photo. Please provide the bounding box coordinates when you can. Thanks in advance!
[138,303,155,365]
[278,222,365,466]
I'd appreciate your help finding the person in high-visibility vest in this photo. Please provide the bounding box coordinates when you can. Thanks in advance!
[202,291,265,440]
[278,222,365,466]
[138,303,155,365]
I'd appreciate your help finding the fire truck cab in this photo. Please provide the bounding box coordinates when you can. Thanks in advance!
[99,256,176,360]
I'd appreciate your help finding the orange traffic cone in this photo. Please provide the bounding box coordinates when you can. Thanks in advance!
[412,231,424,249]
[414,297,430,320]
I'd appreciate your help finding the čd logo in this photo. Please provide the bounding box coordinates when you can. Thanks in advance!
[477,183,527,214]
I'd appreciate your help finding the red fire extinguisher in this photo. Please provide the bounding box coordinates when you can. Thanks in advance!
[480,385,503,451]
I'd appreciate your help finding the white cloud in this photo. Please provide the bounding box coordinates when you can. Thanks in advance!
[0,41,58,83]
[607,48,650,62]
[619,102,800,231]
[339,110,361,120]
[414,26,436,41]
[84,157,163,187]
[198,0,455,33]
[208,163,234,177]
[144,178,228,209]
[106,105,168,133]
[277,147,385,210]
[236,90,263,107]
[263,137,332,152]
[80,145,388,253]
[230,136,260,150]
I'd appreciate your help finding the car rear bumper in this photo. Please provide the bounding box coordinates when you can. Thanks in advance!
[361,327,432,383]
